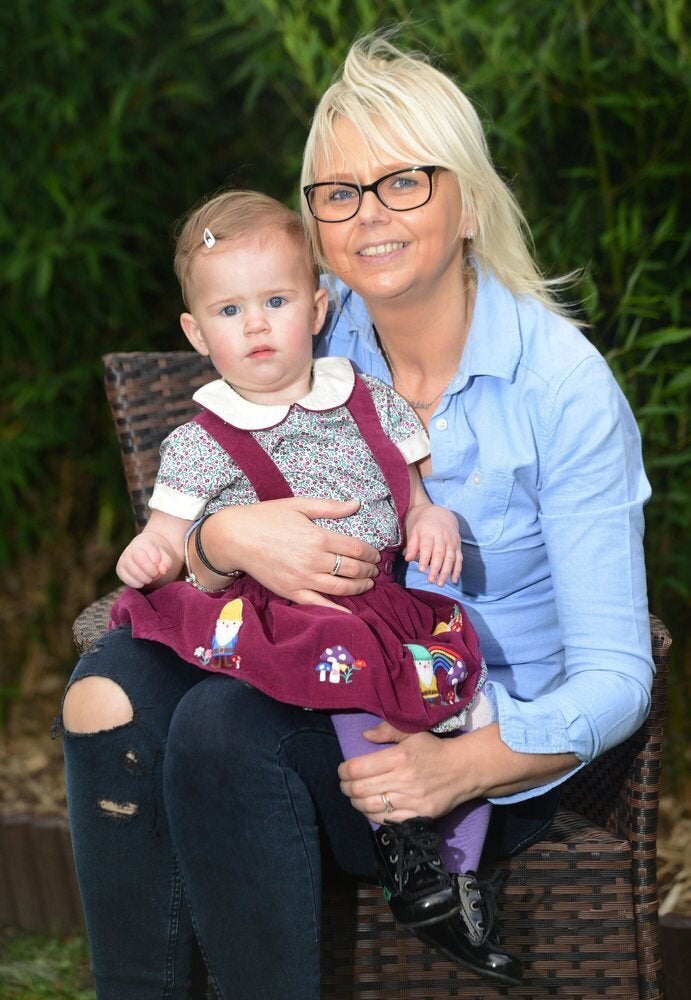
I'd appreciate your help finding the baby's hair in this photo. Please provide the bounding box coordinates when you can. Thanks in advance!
[301,29,576,317]
[174,189,318,307]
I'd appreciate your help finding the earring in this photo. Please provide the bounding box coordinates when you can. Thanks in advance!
[465,230,475,240]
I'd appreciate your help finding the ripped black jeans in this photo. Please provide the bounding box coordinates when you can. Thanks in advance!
[60,626,374,999]
[60,626,560,999]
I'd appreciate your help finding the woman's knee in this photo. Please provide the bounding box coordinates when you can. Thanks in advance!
[62,676,134,734]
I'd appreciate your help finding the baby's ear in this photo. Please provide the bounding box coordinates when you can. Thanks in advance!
[312,287,329,336]
[180,313,209,356]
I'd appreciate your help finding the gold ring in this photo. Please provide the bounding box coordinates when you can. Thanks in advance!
[381,792,394,814]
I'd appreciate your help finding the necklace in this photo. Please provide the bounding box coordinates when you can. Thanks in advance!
[380,343,451,411]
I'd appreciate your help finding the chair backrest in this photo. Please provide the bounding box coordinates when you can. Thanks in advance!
[103,351,216,530]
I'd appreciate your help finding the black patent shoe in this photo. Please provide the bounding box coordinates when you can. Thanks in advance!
[374,817,461,927]
[414,869,523,986]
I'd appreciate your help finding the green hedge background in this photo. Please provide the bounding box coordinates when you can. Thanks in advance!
[1,0,689,780]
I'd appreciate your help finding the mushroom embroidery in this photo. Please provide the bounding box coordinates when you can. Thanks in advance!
[314,645,366,684]
[428,644,468,705]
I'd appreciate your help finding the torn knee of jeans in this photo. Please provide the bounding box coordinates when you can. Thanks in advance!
[97,799,139,820]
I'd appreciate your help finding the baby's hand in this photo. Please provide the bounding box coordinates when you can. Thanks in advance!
[116,535,174,588]
[405,505,462,586]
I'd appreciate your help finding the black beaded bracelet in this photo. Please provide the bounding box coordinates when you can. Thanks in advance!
[194,514,243,579]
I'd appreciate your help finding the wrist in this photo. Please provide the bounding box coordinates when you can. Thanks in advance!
[184,514,243,593]
[194,513,243,579]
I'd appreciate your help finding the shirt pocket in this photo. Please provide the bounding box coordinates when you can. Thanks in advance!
[454,468,515,546]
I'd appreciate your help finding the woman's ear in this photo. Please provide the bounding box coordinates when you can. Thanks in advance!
[180,313,209,356]
[312,287,329,337]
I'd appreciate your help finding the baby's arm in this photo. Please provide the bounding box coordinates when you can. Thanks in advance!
[116,509,193,589]
[404,465,462,586]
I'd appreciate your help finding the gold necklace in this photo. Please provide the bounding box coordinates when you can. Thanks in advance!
[380,343,451,411]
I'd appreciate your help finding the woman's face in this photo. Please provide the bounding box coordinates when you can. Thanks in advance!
[314,117,465,307]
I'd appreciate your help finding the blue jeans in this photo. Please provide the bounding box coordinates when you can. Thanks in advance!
[60,627,559,999]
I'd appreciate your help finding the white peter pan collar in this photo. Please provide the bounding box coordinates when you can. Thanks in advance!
[192,356,356,431]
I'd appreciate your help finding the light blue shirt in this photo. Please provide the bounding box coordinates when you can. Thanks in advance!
[316,270,654,804]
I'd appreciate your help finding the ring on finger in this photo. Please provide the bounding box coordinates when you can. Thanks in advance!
[381,792,394,814]
[331,553,343,576]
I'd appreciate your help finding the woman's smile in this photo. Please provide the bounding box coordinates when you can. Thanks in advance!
[357,240,409,258]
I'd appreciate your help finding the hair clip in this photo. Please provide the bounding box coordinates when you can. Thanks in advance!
[203,227,216,249]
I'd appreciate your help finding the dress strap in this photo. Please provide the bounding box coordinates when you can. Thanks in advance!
[344,372,411,536]
[194,409,294,500]
[193,368,411,528]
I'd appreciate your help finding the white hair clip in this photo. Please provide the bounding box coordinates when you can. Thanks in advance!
[203,227,216,249]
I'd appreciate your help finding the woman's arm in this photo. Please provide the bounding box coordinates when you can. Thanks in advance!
[186,497,381,609]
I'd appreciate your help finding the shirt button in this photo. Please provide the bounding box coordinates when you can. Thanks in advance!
[473,473,482,485]
[435,418,448,431]
[384,560,394,574]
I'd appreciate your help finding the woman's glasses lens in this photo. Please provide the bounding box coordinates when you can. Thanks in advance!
[306,167,435,222]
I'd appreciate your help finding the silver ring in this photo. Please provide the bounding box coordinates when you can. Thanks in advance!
[381,792,394,814]
[331,553,343,576]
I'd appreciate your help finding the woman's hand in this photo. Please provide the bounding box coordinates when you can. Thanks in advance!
[338,723,470,822]
[198,497,380,610]
[338,721,579,823]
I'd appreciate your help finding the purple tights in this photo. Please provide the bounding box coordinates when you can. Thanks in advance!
[331,711,491,873]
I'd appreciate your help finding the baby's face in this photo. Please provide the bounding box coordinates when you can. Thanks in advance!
[180,230,328,406]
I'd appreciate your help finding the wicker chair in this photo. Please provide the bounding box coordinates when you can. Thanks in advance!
[73,351,672,1000]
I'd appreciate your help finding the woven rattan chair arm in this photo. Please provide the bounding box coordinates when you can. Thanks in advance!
[559,614,670,840]
[72,590,123,655]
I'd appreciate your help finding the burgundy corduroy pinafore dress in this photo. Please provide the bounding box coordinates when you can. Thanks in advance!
[110,375,485,733]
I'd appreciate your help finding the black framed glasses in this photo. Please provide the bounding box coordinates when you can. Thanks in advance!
[303,166,438,223]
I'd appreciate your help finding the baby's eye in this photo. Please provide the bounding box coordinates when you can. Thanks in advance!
[220,304,239,317]
[267,296,286,308]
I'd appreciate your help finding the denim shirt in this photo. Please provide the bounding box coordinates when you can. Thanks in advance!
[315,269,654,804]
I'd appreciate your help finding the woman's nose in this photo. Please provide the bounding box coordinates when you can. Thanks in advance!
[357,189,391,224]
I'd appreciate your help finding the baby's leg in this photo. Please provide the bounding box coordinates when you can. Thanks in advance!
[435,788,492,873]
[330,711,390,830]
[330,711,491,870]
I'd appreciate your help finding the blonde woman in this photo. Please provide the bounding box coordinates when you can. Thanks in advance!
[61,31,652,999]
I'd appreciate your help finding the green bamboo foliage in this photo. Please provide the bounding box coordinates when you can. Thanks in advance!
[1,0,688,773]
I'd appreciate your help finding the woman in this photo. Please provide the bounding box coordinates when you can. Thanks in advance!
[60,31,653,1000]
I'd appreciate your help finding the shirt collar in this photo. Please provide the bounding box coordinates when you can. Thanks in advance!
[192,355,356,430]
[458,267,522,383]
[324,267,522,394]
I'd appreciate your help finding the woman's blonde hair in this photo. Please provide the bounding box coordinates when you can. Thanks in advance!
[174,189,317,307]
[301,31,572,315]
